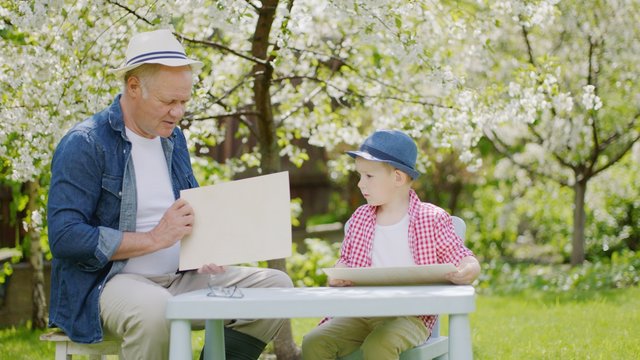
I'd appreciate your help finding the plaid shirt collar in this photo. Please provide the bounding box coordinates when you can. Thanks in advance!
[342,189,421,267]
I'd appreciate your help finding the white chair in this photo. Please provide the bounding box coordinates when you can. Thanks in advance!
[338,216,466,360]
[40,329,122,360]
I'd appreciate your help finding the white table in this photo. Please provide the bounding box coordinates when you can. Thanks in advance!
[166,285,476,360]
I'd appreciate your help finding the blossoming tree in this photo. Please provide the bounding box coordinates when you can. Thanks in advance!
[4,1,637,355]
[455,0,640,265]
[1,0,483,354]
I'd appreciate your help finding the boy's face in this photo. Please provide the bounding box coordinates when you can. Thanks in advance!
[354,157,400,206]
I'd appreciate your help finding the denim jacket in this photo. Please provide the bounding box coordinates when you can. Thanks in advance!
[47,94,198,343]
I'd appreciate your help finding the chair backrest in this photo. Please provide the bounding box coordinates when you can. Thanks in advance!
[431,216,465,339]
[452,216,466,240]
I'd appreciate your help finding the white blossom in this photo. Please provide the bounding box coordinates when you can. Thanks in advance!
[581,85,603,111]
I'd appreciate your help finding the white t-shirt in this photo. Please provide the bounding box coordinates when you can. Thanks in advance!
[121,128,180,275]
[370,214,414,267]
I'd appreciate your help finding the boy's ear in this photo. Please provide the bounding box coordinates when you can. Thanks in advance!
[394,169,409,184]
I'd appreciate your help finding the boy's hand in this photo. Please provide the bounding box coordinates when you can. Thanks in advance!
[328,263,354,286]
[445,256,480,285]
[328,278,353,287]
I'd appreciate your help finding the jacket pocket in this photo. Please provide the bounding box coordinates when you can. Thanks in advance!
[102,174,123,198]
[96,174,123,226]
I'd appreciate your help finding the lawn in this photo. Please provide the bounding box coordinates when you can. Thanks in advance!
[2,286,639,359]
[471,287,640,359]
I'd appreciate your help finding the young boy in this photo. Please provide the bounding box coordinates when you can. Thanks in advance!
[301,129,480,360]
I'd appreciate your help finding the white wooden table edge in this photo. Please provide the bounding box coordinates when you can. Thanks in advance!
[167,285,476,360]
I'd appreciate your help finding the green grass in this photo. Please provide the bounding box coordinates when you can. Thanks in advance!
[0,326,54,359]
[469,287,640,359]
[2,287,639,359]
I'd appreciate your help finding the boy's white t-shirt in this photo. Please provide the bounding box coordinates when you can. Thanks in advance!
[121,128,180,275]
[370,214,414,267]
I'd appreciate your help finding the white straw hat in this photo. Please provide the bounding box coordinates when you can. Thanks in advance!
[109,29,203,78]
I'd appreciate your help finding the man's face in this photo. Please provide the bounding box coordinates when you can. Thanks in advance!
[128,65,193,139]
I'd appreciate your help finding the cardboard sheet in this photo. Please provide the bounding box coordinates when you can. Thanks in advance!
[179,171,292,270]
[322,264,457,286]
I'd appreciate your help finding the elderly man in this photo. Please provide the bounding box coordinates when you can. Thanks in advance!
[47,29,292,360]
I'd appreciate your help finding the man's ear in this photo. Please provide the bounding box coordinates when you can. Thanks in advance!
[126,76,143,98]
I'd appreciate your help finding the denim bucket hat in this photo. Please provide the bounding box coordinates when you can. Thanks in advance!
[347,130,420,179]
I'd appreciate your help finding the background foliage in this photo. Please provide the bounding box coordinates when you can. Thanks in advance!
[0,0,639,336]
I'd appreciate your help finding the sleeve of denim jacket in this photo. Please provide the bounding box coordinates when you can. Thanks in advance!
[47,129,122,271]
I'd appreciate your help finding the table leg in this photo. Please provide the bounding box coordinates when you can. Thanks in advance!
[448,314,473,360]
[169,320,192,360]
[204,319,225,359]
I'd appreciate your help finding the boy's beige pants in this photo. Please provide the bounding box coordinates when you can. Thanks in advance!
[301,316,429,360]
[100,266,292,360]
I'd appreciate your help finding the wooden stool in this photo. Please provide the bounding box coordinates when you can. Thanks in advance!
[40,329,122,360]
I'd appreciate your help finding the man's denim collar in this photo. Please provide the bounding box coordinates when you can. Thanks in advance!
[107,94,126,139]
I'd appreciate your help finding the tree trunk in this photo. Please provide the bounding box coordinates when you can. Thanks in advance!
[26,181,47,329]
[448,180,462,215]
[252,1,300,358]
[571,179,588,266]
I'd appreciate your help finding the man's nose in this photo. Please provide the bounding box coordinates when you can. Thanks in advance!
[170,103,186,118]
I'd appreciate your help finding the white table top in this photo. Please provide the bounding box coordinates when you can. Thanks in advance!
[166,285,476,320]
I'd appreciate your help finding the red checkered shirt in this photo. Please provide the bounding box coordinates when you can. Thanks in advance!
[327,189,474,333]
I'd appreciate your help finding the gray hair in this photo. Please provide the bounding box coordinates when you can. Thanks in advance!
[122,64,164,97]
[122,64,194,98]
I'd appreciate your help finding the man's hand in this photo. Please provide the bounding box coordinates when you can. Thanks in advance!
[149,198,194,250]
[112,199,195,260]
[197,263,226,275]
[445,256,481,285]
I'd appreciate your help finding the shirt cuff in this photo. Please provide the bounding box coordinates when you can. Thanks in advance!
[97,226,123,262]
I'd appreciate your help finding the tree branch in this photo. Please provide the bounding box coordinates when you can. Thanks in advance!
[106,0,155,26]
[521,24,536,66]
[485,129,570,186]
[586,37,597,89]
[280,44,443,106]
[106,0,264,64]
[592,132,640,178]
[276,86,324,127]
[189,111,259,121]
[243,0,260,11]
[180,35,266,65]
[184,111,259,138]
[586,37,602,162]
[524,122,581,171]
[273,74,451,109]
[207,72,256,111]
[598,112,640,151]
[520,23,586,173]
